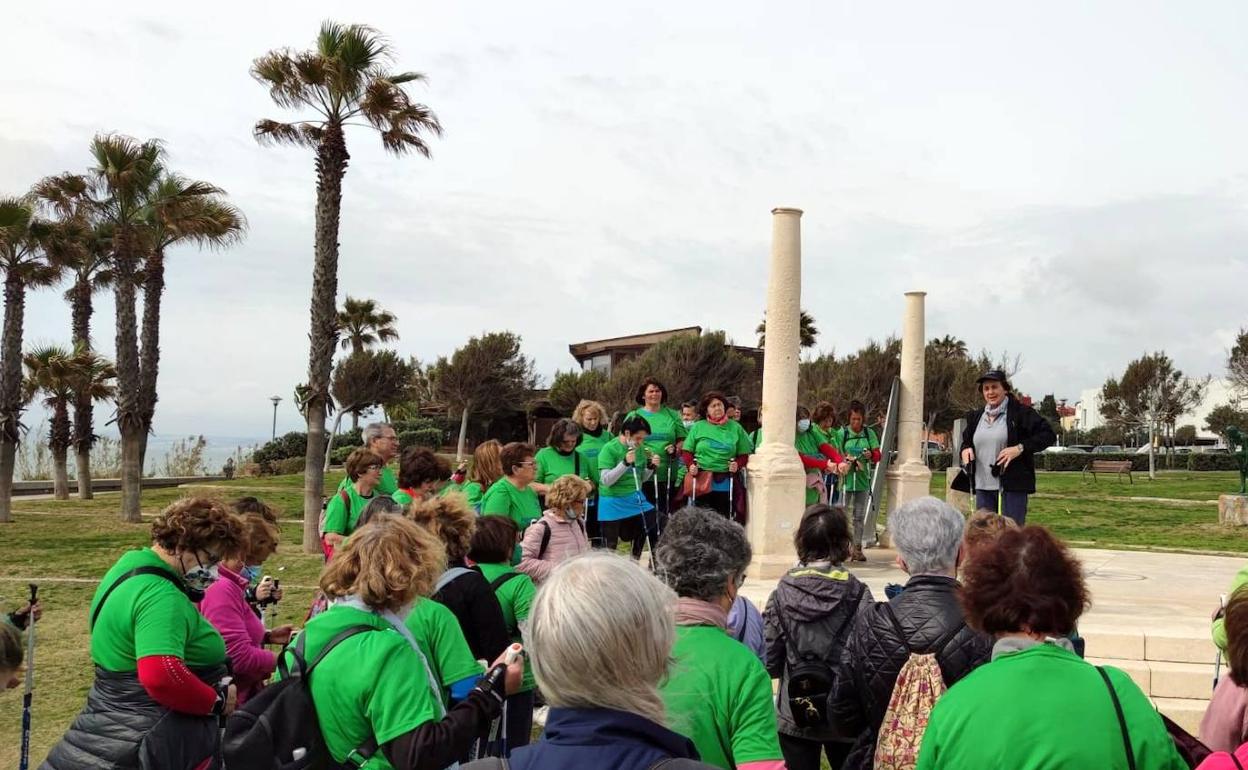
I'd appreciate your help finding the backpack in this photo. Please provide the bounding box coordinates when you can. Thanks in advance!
[533,520,554,560]
[873,607,965,770]
[434,566,475,595]
[782,581,863,729]
[223,625,378,770]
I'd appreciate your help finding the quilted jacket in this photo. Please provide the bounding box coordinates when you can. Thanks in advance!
[828,574,992,770]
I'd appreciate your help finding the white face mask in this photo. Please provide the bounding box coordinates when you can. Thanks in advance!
[564,508,581,521]
[183,563,219,592]
[682,419,695,429]
[797,419,812,432]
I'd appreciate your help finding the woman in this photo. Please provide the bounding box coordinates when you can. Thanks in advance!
[680,400,700,429]
[958,369,1056,525]
[199,511,293,705]
[655,507,786,770]
[834,401,881,562]
[358,495,406,527]
[627,378,687,517]
[280,514,523,770]
[812,401,841,503]
[322,447,384,558]
[596,415,661,558]
[460,439,504,512]
[534,419,588,497]
[480,442,544,537]
[680,391,754,519]
[1202,587,1248,753]
[469,515,539,754]
[572,399,613,545]
[394,447,452,506]
[0,622,20,691]
[765,505,872,770]
[915,526,1184,770]
[44,498,244,770]
[793,406,847,506]
[470,552,711,770]
[518,474,592,584]
[410,495,512,664]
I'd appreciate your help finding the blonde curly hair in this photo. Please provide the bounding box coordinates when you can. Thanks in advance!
[151,497,244,560]
[409,493,478,562]
[320,514,446,611]
[546,474,592,511]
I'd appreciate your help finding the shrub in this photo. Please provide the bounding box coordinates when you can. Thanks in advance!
[330,445,354,465]
[1188,453,1244,471]
[411,427,444,449]
[252,431,308,469]
[925,452,953,469]
[274,457,306,476]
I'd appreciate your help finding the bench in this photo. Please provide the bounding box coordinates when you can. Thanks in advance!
[1083,460,1134,484]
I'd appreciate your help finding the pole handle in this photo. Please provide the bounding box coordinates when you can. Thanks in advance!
[27,583,37,605]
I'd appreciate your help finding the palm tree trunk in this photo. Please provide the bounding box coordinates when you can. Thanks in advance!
[71,278,94,499]
[136,249,164,477]
[51,404,71,500]
[302,123,350,553]
[456,406,471,462]
[113,226,144,522]
[0,270,27,523]
[322,410,346,474]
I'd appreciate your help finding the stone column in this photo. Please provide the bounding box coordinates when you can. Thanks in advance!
[746,208,808,579]
[886,291,933,510]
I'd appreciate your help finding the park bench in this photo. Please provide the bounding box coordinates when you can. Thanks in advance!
[1083,459,1134,484]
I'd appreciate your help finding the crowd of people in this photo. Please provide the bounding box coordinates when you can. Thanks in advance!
[19,370,1248,769]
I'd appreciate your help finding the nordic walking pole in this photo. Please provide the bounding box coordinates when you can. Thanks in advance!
[1216,593,1228,690]
[19,583,38,770]
[729,472,735,516]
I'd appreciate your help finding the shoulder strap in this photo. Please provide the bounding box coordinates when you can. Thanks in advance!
[307,625,377,675]
[339,488,350,506]
[574,450,581,477]
[537,519,553,559]
[1098,666,1137,770]
[1233,752,1245,770]
[489,571,523,592]
[90,566,188,630]
[434,566,474,594]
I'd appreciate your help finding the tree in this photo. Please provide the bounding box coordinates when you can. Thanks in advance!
[756,309,818,349]
[1101,352,1209,480]
[929,335,969,359]
[337,296,399,428]
[1175,424,1198,446]
[1229,328,1248,397]
[324,350,415,469]
[429,332,536,460]
[252,22,442,552]
[1206,404,1248,444]
[548,369,610,415]
[0,195,62,521]
[600,331,757,416]
[1038,394,1061,432]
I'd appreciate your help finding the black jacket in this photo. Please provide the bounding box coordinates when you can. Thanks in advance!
[828,575,992,770]
[764,564,874,742]
[960,397,1056,494]
[433,562,512,663]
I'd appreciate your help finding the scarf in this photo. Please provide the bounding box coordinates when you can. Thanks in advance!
[675,597,728,629]
[583,425,604,438]
[707,413,729,426]
[983,396,1010,425]
[991,633,1075,661]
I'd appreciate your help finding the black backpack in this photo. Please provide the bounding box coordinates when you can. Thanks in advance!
[783,581,864,729]
[223,625,379,770]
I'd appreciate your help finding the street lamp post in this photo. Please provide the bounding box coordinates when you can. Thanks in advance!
[270,396,282,441]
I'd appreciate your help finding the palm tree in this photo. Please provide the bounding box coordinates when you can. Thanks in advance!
[136,175,245,471]
[756,309,819,349]
[87,134,164,522]
[32,173,114,498]
[252,21,442,552]
[337,296,399,428]
[929,334,969,360]
[0,196,63,521]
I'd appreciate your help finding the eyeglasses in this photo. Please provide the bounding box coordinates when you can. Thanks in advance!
[198,550,223,568]
[367,464,383,471]
[517,461,536,468]
[734,572,746,589]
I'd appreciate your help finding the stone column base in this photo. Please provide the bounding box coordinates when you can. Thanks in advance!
[1219,494,1248,526]
[745,446,807,579]
[886,461,933,514]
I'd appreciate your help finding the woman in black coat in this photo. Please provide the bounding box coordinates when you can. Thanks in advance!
[958,370,1056,525]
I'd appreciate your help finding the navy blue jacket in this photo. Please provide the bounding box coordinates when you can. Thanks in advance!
[506,706,701,770]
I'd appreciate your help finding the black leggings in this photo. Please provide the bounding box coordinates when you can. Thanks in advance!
[599,510,664,560]
[693,490,733,518]
[778,733,852,770]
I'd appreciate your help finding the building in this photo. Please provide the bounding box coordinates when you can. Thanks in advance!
[568,326,764,376]
[1073,379,1244,441]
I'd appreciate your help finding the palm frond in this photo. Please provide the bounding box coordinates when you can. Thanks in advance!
[254,119,324,148]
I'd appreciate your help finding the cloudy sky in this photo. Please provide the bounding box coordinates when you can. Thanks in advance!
[2,0,1246,439]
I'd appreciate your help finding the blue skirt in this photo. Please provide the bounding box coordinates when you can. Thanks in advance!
[598,492,653,522]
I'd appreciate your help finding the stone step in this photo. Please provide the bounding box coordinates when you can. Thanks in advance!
[1082,626,1219,665]
[1155,697,1208,736]
[1086,658,1218,700]
[1086,657,1151,693]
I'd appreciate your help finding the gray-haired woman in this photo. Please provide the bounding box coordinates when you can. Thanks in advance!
[654,508,785,770]
[466,552,712,770]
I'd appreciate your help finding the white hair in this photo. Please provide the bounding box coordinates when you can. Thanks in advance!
[362,422,394,446]
[527,551,676,724]
[888,496,965,575]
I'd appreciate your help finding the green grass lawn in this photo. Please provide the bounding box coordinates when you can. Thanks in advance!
[0,469,1244,764]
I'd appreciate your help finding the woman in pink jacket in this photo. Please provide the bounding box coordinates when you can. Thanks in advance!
[517,475,592,584]
[199,511,292,704]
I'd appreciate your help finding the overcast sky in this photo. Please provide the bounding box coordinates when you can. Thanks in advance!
[2,0,1246,439]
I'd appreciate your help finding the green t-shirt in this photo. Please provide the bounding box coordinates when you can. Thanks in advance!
[403,598,483,703]
[280,605,442,770]
[337,465,398,497]
[626,405,687,479]
[915,644,1185,770]
[576,429,614,488]
[322,483,376,537]
[834,426,879,492]
[595,437,653,498]
[1214,564,1248,650]
[89,548,227,672]
[660,624,783,770]
[534,446,589,486]
[477,562,537,692]
[439,480,464,499]
[683,420,754,473]
[480,477,543,532]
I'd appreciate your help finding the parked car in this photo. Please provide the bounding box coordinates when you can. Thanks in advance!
[1092,445,1124,453]
[922,440,945,453]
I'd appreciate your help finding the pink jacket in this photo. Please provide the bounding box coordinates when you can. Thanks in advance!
[1202,676,1248,754]
[517,510,590,584]
[199,565,275,705]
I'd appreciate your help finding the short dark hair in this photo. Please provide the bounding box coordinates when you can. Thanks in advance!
[620,415,652,435]
[232,496,279,524]
[500,442,537,476]
[795,504,852,564]
[345,448,384,482]
[680,400,699,413]
[1226,586,1248,686]
[547,418,582,449]
[468,514,519,565]
[959,526,1089,636]
[398,447,449,489]
[812,401,838,425]
[635,377,668,405]
[700,390,728,415]
[848,400,866,418]
[357,495,404,528]
[796,405,810,421]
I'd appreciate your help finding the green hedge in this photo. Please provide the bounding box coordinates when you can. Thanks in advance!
[1188,453,1244,471]
[922,449,1241,472]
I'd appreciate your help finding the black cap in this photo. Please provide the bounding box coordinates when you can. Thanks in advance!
[976,370,1008,385]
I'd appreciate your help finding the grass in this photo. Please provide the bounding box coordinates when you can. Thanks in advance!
[0,469,1245,764]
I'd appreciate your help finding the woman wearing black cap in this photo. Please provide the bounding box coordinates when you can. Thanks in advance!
[958,370,1056,525]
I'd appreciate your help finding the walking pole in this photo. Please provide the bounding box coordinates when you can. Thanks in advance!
[1216,594,1228,690]
[631,463,654,566]
[19,583,38,770]
[729,473,735,516]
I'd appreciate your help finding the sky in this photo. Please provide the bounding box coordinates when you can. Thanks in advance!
[2,0,1247,440]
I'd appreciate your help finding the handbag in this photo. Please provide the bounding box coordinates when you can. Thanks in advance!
[681,469,712,499]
